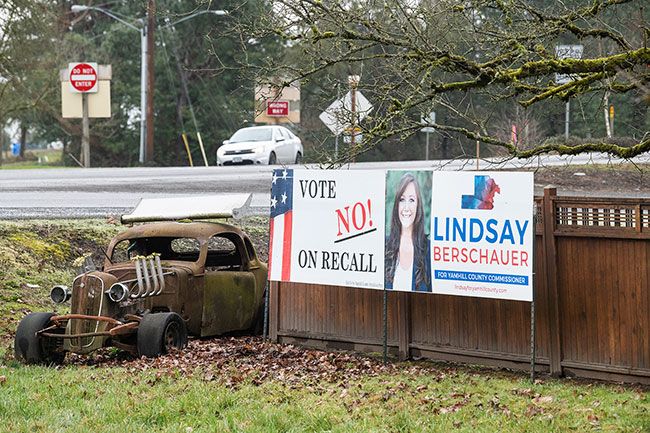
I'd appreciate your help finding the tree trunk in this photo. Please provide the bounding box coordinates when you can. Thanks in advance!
[19,124,27,158]
[0,120,4,166]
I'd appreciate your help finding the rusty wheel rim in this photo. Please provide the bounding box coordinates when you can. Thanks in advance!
[163,321,181,352]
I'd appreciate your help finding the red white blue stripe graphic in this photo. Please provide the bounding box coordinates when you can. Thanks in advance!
[268,169,293,281]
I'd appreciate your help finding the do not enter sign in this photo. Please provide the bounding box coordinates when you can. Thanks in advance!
[68,62,98,93]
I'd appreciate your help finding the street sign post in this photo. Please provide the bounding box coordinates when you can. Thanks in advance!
[319,91,373,136]
[319,90,372,161]
[554,45,583,84]
[420,111,435,160]
[62,62,110,168]
[555,45,583,141]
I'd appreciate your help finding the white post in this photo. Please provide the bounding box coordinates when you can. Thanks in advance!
[603,91,612,138]
[139,27,147,164]
[82,93,90,168]
[425,131,430,160]
[564,101,570,141]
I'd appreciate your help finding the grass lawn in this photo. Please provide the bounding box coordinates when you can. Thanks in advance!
[0,148,64,169]
[0,359,647,433]
[0,220,647,432]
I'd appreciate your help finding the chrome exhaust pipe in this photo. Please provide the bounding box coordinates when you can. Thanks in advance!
[132,257,144,298]
[154,254,165,295]
[140,257,152,296]
[148,257,159,296]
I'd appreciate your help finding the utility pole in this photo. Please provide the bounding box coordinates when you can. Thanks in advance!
[145,0,156,162]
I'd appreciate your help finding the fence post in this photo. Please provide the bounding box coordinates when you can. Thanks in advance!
[269,281,280,342]
[397,292,411,361]
[543,186,563,376]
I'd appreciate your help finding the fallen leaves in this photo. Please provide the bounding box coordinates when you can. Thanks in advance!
[533,395,554,404]
[525,404,544,417]
[0,375,6,385]
[66,336,414,388]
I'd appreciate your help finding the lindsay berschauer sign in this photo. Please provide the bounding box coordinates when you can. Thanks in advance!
[268,169,533,302]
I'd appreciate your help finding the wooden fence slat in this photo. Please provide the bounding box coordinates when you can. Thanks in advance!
[269,281,279,342]
[543,187,563,376]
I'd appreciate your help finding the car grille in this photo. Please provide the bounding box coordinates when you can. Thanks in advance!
[224,149,253,155]
[69,274,105,349]
[223,160,255,165]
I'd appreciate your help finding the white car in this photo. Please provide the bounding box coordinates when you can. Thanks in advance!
[216,125,303,166]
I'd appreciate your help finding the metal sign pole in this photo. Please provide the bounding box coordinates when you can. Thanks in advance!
[263,281,270,340]
[530,210,538,383]
[530,294,536,383]
[425,131,430,160]
[564,100,570,141]
[383,288,388,364]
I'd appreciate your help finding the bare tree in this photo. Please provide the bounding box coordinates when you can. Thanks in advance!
[250,0,649,163]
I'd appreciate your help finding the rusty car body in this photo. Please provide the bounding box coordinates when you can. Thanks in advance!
[14,221,268,363]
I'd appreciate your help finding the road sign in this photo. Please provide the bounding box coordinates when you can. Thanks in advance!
[267,100,289,117]
[319,91,373,136]
[421,111,436,133]
[554,45,583,84]
[68,62,98,93]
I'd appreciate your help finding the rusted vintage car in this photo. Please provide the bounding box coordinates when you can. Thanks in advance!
[14,220,268,364]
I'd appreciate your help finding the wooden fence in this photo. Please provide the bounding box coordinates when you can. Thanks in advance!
[268,187,650,384]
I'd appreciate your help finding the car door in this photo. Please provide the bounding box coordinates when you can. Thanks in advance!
[284,128,301,162]
[201,234,257,336]
[273,127,292,163]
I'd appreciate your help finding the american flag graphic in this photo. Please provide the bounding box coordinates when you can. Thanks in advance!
[268,168,294,281]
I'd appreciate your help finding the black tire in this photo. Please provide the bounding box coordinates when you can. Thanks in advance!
[137,312,187,358]
[294,152,302,164]
[268,152,277,165]
[14,312,65,365]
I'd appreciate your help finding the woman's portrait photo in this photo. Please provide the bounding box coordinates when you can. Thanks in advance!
[384,171,432,292]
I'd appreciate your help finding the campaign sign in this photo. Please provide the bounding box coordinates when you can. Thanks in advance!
[430,172,534,301]
[268,169,385,289]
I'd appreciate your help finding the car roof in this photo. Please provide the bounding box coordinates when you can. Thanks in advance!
[112,221,247,243]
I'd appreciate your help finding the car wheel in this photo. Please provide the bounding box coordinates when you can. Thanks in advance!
[268,152,277,165]
[14,312,65,365]
[294,152,302,164]
[137,312,187,358]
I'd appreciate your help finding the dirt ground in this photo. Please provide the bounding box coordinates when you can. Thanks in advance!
[530,164,649,197]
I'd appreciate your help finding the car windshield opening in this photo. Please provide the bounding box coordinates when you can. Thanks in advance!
[229,128,272,143]
[111,237,201,263]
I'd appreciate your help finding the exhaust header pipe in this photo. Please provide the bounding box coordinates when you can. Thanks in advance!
[131,254,165,299]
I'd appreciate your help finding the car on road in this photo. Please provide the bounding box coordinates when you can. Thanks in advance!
[14,221,268,364]
[216,125,303,166]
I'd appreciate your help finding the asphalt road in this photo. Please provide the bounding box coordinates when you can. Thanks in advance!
[1,153,647,219]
